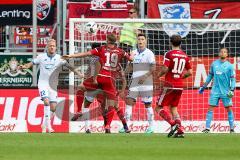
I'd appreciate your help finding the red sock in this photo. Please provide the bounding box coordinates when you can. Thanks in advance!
[159,109,175,126]
[105,106,115,126]
[117,108,127,125]
[76,90,84,113]
[175,119,184,134]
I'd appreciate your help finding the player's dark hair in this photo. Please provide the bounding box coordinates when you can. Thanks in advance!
[92,43,101,49]
[170,34,182,47]
[107,34,117,44]
[219,47,229,53]
[137,33,146,39]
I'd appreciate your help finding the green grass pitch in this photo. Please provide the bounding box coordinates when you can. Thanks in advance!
[0,133,239,160]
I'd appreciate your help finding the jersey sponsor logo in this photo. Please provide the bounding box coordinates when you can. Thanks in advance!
[133,58,142,63]
[159,3,191,38]
[45,63,54,69]
[216,71,222,75]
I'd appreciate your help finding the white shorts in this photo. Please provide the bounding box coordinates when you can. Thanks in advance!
[127,77,153,104]
[38,85,58,103]
[85,89,103,102]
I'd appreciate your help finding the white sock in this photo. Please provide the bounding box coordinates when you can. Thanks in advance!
[83,108,90,130]
[125,105,132,122]
[44,105,51,129]
[146,107,154,129]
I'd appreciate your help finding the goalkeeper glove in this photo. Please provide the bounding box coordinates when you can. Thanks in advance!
[227,90,234,98]
[198,86,205,94]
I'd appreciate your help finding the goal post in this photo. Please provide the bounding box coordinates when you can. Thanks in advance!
[69,18,240,133]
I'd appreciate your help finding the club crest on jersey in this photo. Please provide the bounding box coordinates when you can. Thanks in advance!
[159,3,191,38]
[37,0,51,20]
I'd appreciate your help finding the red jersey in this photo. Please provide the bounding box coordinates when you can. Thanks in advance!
[91,45,130,78]
[163,50,191,88]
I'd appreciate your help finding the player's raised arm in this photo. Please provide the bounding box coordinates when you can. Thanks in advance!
[18,53,41,70]
[18,62,33,70]
[65,62,84,79]
[62,51,92,59]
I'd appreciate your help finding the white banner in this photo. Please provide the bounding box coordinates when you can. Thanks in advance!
[0,120,27,132]
[70,121,240,133]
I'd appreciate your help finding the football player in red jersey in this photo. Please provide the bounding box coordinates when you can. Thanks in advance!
[63,34,132,132]
[155,34,192,138]
[71,43,102,122]
[73,63,131,134]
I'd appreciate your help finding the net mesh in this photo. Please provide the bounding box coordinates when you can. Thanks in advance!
[70,20,240,121]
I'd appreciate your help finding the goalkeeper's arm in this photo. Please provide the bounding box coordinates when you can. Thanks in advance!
[230,67,236,91]
[199,73,213,94]
[227,67,236,98]
[203,73,213,88]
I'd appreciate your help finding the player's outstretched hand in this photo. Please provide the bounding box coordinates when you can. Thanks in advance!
[62,55,71,60]
[18,65,23,70]
[18,65,26,70]
[198,86,205,94]
[227,90,234,98]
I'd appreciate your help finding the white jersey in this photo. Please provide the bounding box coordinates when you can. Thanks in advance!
[132,48,155,79]
[32,53,66,89]
[127,48,155,103]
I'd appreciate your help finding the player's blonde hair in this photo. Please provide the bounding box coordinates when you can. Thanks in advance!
[47,39,56,46]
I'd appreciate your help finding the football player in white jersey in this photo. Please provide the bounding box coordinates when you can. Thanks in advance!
[19,39,83,133]
[120,33,156,133]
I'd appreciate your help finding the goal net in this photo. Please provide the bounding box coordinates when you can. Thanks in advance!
[69,18,240,133]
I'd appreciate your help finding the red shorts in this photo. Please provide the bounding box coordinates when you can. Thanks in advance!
[157,88,183,107]
[97,75,117,100]
[83,77,98,90]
